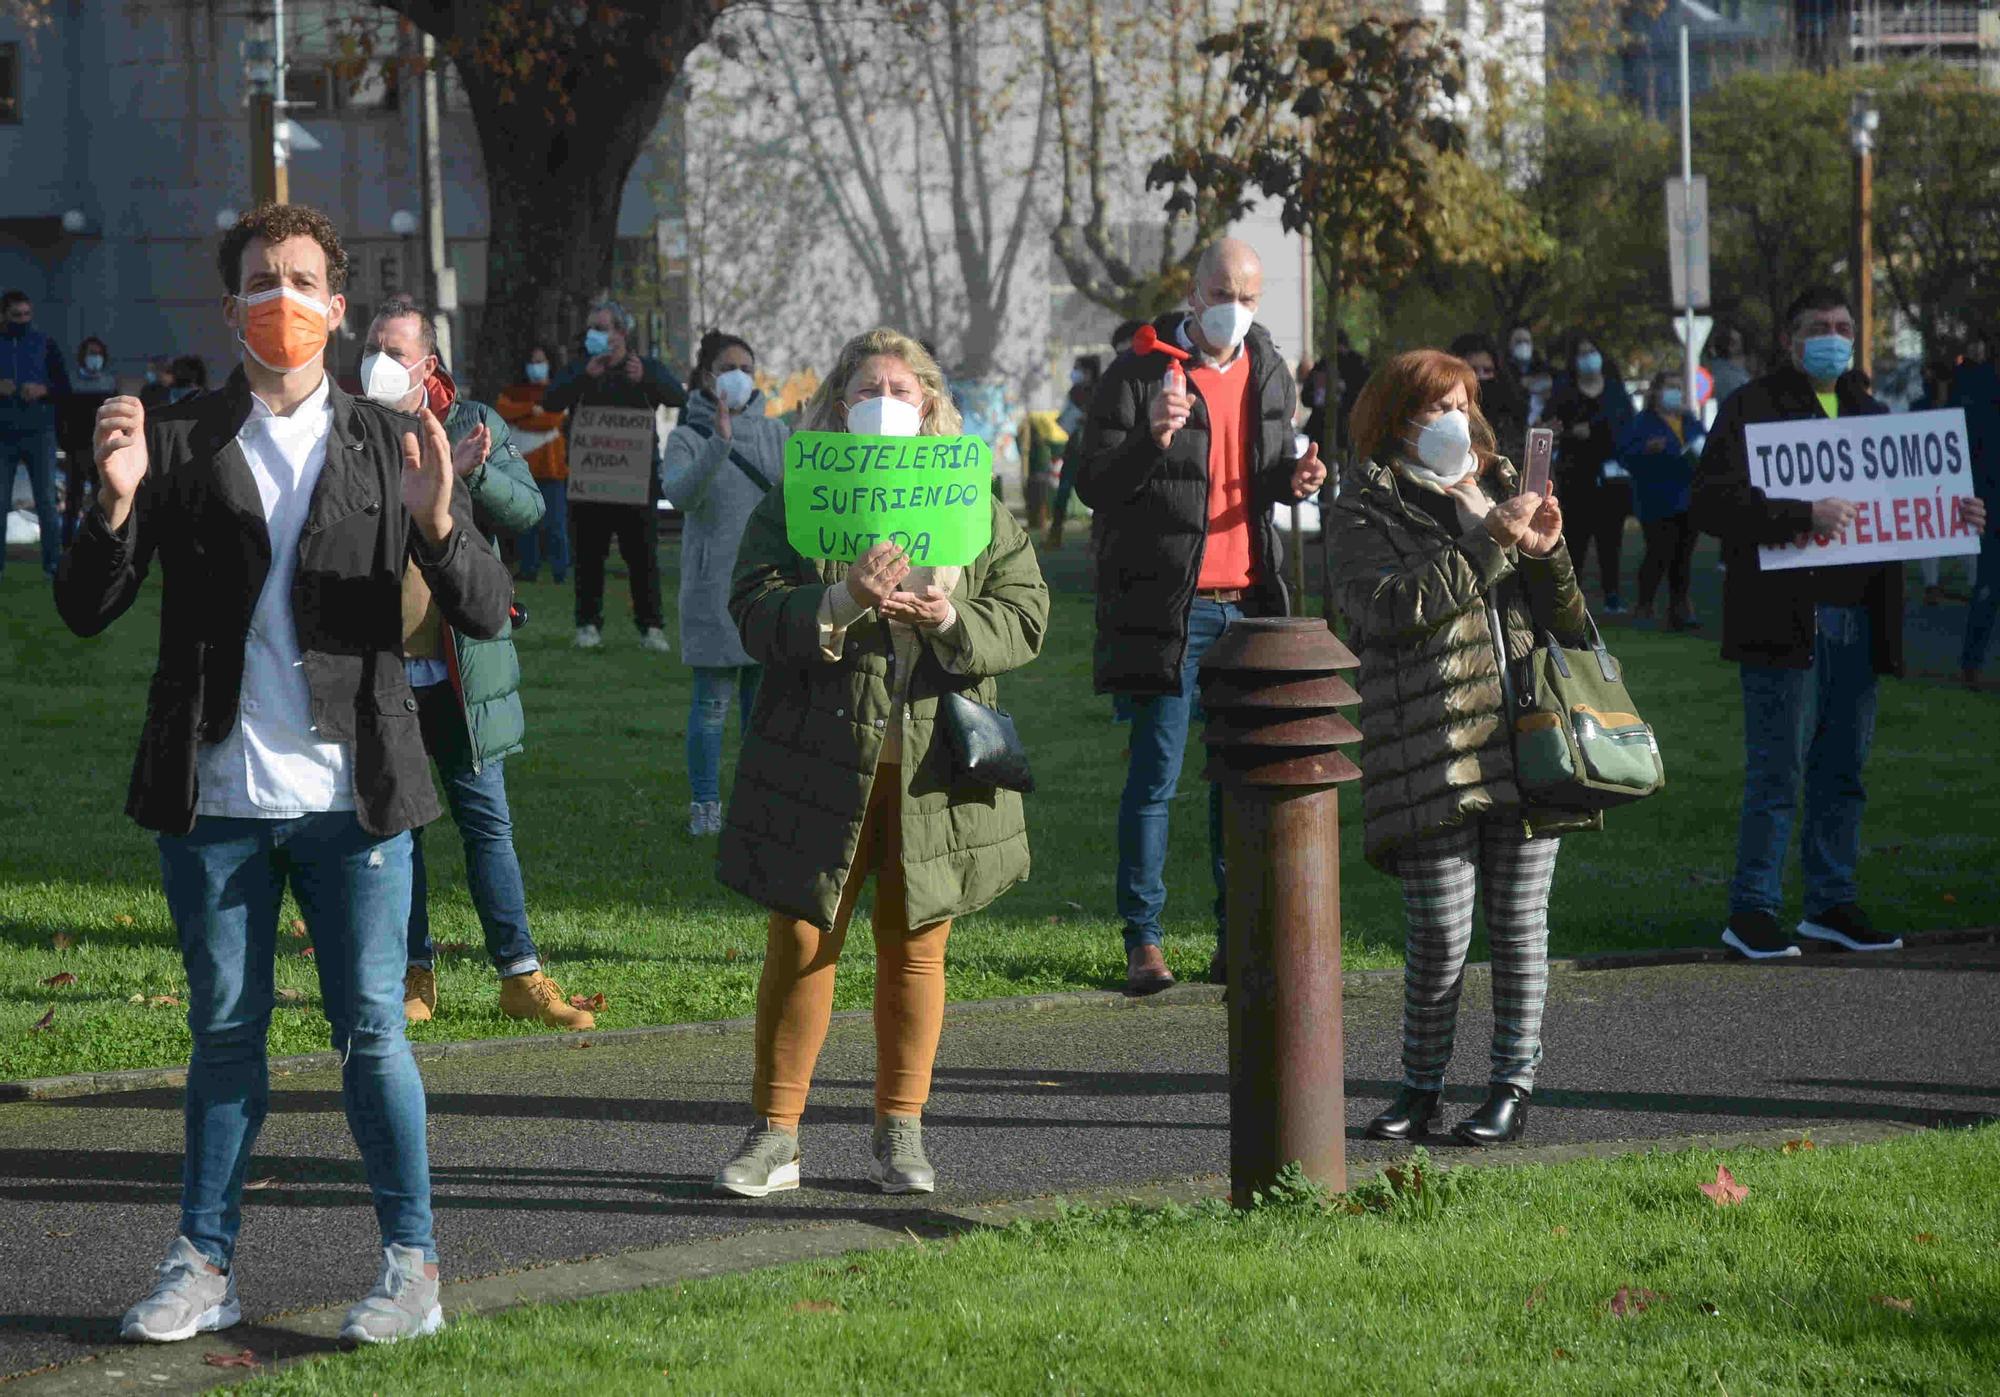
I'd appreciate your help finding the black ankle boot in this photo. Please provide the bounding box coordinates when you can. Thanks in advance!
[1364,1087,1441,1142]
[1452,1084,1529,1146]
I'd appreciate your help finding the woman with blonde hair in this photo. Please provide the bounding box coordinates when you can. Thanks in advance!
[1329,349,1596,1148]
[712,328,1050,1197]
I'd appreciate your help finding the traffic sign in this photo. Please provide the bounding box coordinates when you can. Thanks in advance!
[1667,175,1711,311]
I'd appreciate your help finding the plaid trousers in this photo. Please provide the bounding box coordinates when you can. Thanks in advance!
[1393,819,1562,1092]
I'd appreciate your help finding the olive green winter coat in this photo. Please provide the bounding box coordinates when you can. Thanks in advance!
[719,493,1050,932]
[1330,455,1601,873]
[441,393,543,770]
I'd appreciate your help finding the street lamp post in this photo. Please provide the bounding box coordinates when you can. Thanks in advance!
[1851,91,1878,378]
[242,6,282,207]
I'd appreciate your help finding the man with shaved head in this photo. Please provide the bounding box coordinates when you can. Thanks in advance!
[1073,237,1326,993]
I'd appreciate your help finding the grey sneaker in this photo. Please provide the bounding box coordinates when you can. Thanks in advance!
[574,624,602,649]
[870,1116,936,1195]
[713,1121,801,1198]
[639,626,673,654]
[121,1236,240,1343]
[338,1244,443,1346]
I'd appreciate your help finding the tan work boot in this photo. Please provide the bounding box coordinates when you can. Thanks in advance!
[498,971,595,1030]
[403,965,436,1023]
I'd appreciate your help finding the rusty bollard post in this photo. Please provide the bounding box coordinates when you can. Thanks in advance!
[1199,616,1364,1204]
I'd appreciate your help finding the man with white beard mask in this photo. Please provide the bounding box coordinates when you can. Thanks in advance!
[361,297,597,1031]
[1072,238,1327,994]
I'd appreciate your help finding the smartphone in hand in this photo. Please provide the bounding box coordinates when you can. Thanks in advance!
[1522,427,1555,498]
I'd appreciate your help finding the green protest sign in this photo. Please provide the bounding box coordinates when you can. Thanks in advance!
[784,432,994,567]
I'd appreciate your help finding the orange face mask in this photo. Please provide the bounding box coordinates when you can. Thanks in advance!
[235,286,333,374]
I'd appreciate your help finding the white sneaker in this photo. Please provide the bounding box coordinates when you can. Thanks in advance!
[640,626,673,654]
[339,1244,443,1346]
[685,801,724,836]
[120,1236,241,1343]
[574,624,603,649]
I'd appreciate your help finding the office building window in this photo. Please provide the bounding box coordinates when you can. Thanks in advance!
[0,44,20,124]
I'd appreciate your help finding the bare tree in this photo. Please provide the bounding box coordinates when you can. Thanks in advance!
[731,0,1053,378]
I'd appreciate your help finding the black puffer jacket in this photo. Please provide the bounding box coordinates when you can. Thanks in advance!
[1072,314,1298,695]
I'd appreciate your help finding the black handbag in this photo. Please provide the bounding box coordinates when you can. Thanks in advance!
[921,637,1034,793]
[935,688,1036,794]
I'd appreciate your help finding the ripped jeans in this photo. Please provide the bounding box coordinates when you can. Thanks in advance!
[687,665,761,805]
[158,813,435,1267]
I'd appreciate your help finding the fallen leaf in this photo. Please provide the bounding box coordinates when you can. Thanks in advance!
[1698,1300,1721,1317]
[50,933,74,951]
[128,993,145,1004]
[724,947,741,963]
[1035,1080,1062,1087]
[1551,1225,1570,1238]
[290,918,307,935]
[113,914,135,927]
[243,1177,279,1191]
[1609,1287,1664,1318]
[275,987,306,1005]
[568,992,607,1012]
[1942,892,1958,905]
[1384,1164,1423,1198]
[1871,1294,1914,1313]
[1782,1137,1816,1155]
[299,946,314,958]
[1699,1165,1748,1207]
[149,995,181,1008]
[41,972,77,989]
[202,1349,259,1369]
[1551,1348,1571,1361]
[44,1229,74,1239]
[1524,1284,1546,1313]
[30,1008,55,1033]
[1046,915,1064,926]
[1914,1232,1938,1246]
[790,1299,841,1314]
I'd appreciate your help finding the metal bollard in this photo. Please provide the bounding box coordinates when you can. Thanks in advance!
[1199,616,1363,1203]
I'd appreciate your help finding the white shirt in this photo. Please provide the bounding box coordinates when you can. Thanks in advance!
[196,376,357,819]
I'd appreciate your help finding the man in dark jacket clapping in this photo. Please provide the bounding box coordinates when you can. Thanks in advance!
[57,204,511,1347]
[1073,238,1325,993]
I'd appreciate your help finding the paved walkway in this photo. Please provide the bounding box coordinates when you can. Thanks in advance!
[2,939,1997,1383]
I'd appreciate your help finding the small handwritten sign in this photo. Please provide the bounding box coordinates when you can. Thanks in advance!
[1748,409,1980,571]
[783,432,994,566]
[567,405,655,505]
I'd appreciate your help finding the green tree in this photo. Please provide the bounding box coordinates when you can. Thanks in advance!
[1694,70,1851,360]
[1876,67,2000,357]
[1150,12,1466,455]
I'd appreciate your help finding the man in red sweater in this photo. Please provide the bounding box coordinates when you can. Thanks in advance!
[1073,239,1326,993]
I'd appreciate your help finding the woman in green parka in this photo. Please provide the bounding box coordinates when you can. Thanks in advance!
[712,328,1049,1199]
[1331,349,1596,1150]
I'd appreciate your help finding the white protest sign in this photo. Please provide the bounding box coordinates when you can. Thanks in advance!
[567,405,655,505]
[1750,409,1980,572]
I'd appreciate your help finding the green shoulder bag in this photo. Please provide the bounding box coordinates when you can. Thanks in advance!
[1505,612,1664,809]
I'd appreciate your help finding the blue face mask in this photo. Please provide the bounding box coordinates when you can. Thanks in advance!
[1576,351,1603,376]
[1799,334,1852,382]
[583,328,611,357]
[1660,388,1684,413]
[525,361,550,384]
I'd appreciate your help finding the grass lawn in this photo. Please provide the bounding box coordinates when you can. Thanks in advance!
[237,1125,2000,1395]
[4,534,1997,1079]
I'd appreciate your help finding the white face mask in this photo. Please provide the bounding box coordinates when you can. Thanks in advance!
[714,368,756,411]
[844,393,922,437]
[1194,296,1255,353]
[1406,409,1475,485]
[359,351,418,409]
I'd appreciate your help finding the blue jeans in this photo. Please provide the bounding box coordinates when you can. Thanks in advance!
[688,665,760,804]
[516,478,569,582]
[1117,598,1240,951]
[0,427,61,577]
[408,682,540,977]
[157,813,435,1268]
[1960,528,1999,673]
[1730,605,1879,920]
